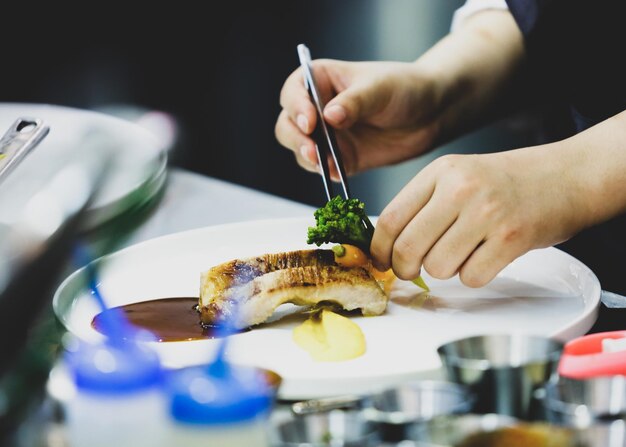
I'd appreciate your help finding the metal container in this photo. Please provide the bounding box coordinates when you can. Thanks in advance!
[530,376,626,446]
[270,408,379,447]
[363,380,474,442]
[437,334,564,419]
[288,380,474,444]
[544,375,626,424]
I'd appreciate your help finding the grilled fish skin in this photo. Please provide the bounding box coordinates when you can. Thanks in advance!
[199,249,387,329]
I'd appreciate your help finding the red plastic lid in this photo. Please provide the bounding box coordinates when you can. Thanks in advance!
[558,331,626,379]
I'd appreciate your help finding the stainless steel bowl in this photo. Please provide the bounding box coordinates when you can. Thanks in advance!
[364,380,474,425]
[363,380,474,442]
[437,334,563,419]
[270,408,379,447]
[543,375,626,427]
[288,380,475,444]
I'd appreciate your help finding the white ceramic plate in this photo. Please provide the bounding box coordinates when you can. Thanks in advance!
[53,217,601,400]
[0,103,167,230]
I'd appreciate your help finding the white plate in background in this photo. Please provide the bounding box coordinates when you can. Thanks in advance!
[53,217,601,400]
[0,103,167,231]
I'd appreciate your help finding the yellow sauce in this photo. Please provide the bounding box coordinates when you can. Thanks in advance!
[292,309,366,362]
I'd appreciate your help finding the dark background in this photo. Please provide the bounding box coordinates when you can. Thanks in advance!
[0,0,523,209]
[1,1,376,207]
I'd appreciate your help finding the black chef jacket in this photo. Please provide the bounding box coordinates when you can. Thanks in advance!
[505,0,626,330]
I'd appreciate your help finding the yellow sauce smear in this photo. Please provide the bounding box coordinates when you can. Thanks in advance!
[292,309,366,362]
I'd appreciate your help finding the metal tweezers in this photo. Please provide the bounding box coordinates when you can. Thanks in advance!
[298,43,351,202]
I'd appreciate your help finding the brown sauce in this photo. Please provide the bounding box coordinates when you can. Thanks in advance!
[91,297,229,342]
[457,424,573,447]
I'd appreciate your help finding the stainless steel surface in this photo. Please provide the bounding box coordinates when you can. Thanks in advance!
[0,117,49,184]
[291,395,367,415]
[271,408,380,447]
[543,376,626,427]
[288,381,474,444]
[601,290,626,309]
[538,378,626,447]
[364,381,474,426]
[363,380,475,444]
[437,334,563,419]
[297,43,351,202]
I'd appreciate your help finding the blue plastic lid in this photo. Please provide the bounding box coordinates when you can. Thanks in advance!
[168,359,273,425]
[64,335,162,395]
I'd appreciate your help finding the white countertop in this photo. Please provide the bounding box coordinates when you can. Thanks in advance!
[125,167,316,246]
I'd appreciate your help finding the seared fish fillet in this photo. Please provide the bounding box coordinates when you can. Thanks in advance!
[199,249,387,329]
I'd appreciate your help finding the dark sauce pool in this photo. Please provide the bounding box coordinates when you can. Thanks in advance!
[91,297,241,342]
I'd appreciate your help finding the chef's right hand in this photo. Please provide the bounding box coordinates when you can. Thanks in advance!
[370,147,592,288]
[274,59,443,180]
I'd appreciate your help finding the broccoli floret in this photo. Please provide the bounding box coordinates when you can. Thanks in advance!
[307,196,375,254]
[307,196,430,291]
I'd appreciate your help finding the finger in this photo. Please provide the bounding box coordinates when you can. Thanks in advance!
[324,85,382,129]
[275,110,318,173]
[458,236,526,288]
[326,153,341,182]
[325,135,348,182]
[275,109,317,162]
[421,212,487,280]
[370,170,436,271]
[324,79,387,129]
[309,146,338,179]
[390,190,459,280]
[279,67,318,134]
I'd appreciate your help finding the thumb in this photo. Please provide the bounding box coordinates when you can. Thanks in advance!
[323,82,385,129]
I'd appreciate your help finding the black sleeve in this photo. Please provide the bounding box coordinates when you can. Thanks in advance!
[505,0,626,126]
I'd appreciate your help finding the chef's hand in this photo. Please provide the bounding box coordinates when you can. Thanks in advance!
[275,59,441,180]
[370,147,592,288]
[275,10,525,181]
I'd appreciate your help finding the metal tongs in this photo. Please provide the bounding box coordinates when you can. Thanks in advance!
[0,117,49,185]
[297,43,351,202]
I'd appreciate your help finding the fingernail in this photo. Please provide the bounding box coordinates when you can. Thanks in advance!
[372,261,386,271]
[297,114,309,133]
[325,105,346,124]
[300,145,314,164]
[370,255,385,271]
